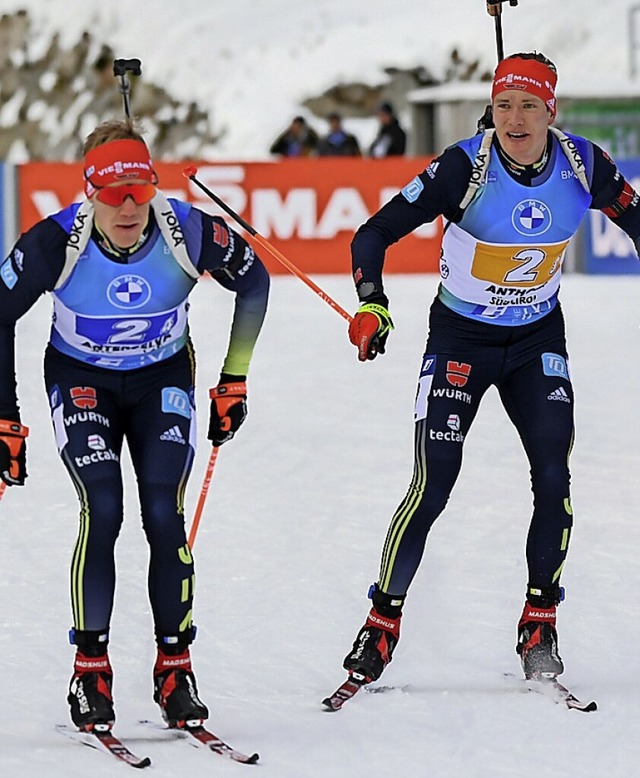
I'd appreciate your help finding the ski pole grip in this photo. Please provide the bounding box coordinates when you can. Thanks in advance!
[113,58,142,77]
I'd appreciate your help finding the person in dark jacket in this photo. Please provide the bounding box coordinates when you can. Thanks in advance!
[317,113,361,157]
[369,101,407,158]
[269,115,319,157]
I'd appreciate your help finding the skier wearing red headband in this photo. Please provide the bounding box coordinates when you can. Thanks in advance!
[340,52,640,690]
[0,119,270,730]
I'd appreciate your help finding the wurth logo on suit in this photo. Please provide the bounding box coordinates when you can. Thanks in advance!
[414,356,475,422]
[446,361,472,387]
[70,386,98,410]
[432,387,472,405]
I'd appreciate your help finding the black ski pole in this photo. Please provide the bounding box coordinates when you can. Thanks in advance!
[486,0,518,64]
[478,1,519,132]
[113,58,142,119]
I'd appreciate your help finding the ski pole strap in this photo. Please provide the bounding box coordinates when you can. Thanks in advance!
[209,382,247,400]
[357,303,394,335]
[0,420,29,456]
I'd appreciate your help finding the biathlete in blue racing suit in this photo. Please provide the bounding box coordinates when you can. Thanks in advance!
[0,120,270,730]
[341,52,640,687]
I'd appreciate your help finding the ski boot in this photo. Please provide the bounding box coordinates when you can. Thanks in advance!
[153,630,209,727]
[67,629,114,730]
[343,585,405,684]
[516,585,564,679]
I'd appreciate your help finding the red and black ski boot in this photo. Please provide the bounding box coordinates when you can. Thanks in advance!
[516,587,564,679]
[67,629,114,730]
[153,637,209,727]
[343,586,405,684]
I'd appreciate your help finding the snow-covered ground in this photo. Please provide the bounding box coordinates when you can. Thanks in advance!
[1,272,639,776]
[1,0,638,158]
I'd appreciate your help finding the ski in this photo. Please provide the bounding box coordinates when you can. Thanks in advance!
[504,673,597,712]
[322,677,364,711]
[525,676,598,712]
[138,719,259,764]
[182,723,260,763]
[325,673,597,713]
[56,723,151,768]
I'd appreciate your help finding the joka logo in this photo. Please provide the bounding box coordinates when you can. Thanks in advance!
[70,386,97,410]
[446,361,471,387]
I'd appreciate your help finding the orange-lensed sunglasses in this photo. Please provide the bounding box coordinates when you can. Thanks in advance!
[94,182,157,206]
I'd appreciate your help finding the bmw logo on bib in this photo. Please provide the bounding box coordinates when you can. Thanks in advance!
[107,275,152,309]
[511,199,552,237]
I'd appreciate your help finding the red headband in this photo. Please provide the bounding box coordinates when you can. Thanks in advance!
[83,139,157,198]
[491,58,558,117]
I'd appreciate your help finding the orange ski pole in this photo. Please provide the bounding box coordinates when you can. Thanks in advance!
[187,446,220,549]
[183,166,353,324]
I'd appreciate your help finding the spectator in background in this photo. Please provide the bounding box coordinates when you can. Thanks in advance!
[269,116,319,157]
[369,101,407,158]
[317,112,361,157]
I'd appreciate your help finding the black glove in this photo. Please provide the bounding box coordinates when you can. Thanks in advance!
[207,375,247,446]
[0,419,29,486]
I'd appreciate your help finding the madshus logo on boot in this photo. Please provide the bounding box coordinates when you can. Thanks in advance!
[107,274,152,309]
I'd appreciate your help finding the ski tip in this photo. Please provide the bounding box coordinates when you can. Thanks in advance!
[569,698,598,713]
[321,679,363,711]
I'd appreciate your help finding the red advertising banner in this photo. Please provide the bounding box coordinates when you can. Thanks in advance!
[18,158,441,274]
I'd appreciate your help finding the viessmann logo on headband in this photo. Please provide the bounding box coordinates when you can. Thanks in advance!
[86,160,154,179]
[494,74,543,91]
[83,139,157,197]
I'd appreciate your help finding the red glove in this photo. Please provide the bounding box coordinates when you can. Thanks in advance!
[348,303,394,362]
[208,378,247,446]
[0,419,29,486]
